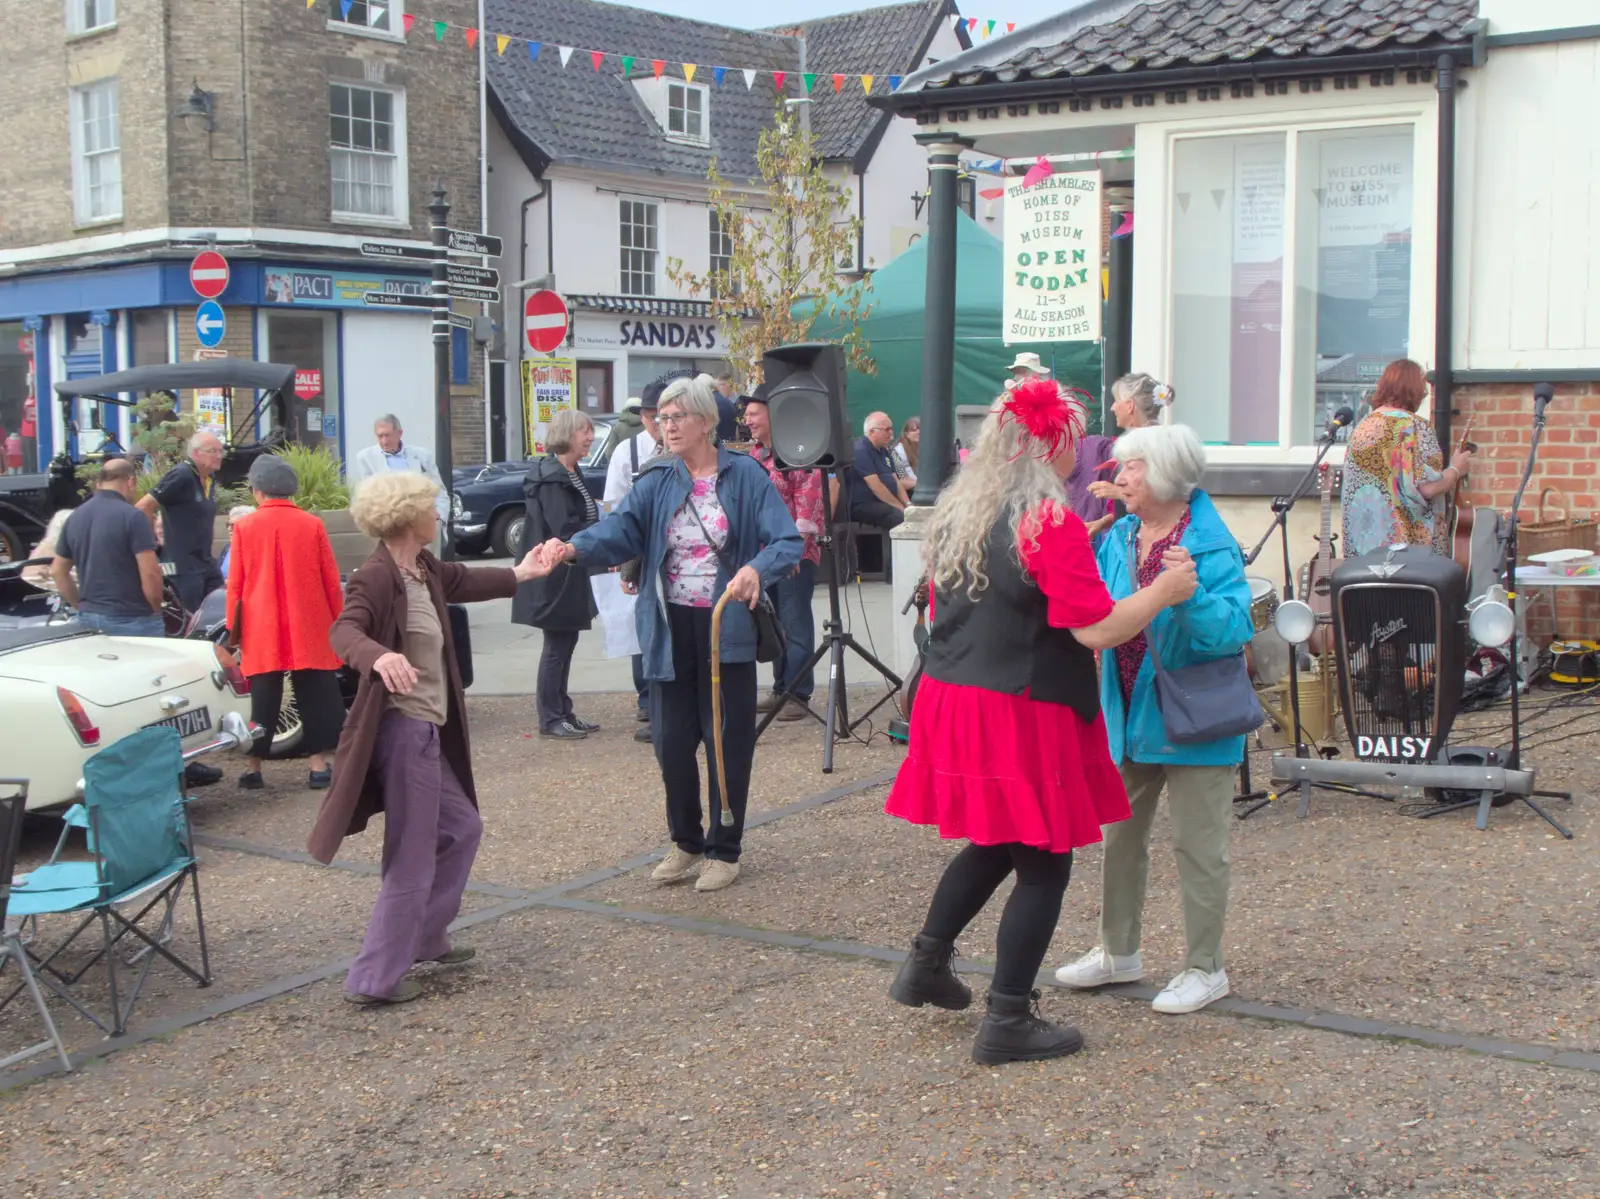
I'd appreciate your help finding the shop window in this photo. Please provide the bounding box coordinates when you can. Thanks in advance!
[451,326,470,385]
[330,83,406,223]
[620,200,659,297]
[329,0,398,34]
[67,0,115,34]
[266,312,339,454]
[1169,124,1419,449]
[70,79,121,224]
[0,324,37,474]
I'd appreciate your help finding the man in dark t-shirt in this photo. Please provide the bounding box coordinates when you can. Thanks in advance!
[53,457,165,636]
[849,411,909,531]
[137,430,224,611]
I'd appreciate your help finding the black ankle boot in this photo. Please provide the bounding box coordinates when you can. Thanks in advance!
[971,989,1084,1065]
[888,934,972,1011]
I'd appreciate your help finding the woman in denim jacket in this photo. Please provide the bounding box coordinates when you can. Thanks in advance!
[1053,424,1255,1015]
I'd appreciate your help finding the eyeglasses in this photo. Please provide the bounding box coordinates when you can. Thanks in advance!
[657,413,698,427]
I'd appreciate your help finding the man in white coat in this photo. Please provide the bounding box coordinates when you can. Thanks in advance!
[350,415,450,522]
[602,383,663,742]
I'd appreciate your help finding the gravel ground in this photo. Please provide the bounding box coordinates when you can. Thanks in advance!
[3,908,1597,1198]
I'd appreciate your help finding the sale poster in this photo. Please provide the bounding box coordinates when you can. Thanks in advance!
[1002,169,1102,345]
[521,357,577,455]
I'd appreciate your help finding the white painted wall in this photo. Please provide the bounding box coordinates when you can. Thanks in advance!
[1456,37,1600,369]
[341,310,435,459]
[1481,0,1600,35]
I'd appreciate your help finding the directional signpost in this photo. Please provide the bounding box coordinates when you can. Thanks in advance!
[445,229,502,257]
[360,291,437,310]
[195,300,226,348]
[444,262,500,289]
[189,250,230,299]
[447,283,500,305]
[359,241,436,263]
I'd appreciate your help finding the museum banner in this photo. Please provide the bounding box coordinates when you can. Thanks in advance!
[1003,169,1102,345]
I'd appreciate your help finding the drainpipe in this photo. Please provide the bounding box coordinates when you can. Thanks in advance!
[1434,53,1457,451]
[519,176,550,291]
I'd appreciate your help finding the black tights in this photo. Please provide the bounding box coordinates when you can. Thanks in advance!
[920,842,1073,996]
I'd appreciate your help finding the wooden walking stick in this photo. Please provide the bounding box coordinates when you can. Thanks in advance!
[709,590,735,827]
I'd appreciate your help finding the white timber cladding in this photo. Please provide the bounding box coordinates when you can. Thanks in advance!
[1456,38,1600,370]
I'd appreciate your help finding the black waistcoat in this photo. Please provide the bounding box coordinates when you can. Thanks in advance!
[923,513,1101,721]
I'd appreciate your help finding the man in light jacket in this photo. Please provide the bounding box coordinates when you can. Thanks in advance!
[350,415,449,522]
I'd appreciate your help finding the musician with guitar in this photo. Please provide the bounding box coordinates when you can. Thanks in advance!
[1339,358,1473,562]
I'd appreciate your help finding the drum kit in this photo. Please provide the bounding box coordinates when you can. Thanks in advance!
[1244,573,1339,747]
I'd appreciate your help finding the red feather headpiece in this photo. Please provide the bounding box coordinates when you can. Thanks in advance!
[999,378,1086,461]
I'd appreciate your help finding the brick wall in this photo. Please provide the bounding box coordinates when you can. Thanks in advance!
[1455,380,1600,642]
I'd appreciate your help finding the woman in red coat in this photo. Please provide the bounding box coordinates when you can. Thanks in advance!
[226,454,345,791]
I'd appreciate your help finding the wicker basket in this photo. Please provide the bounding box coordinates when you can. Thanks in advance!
[1519,487,1597,563]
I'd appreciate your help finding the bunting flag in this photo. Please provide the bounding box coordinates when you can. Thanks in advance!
[369,5,385,26]
[622,55,635,75]
[1021,155,1054,188]
[772,70,787,92]
[650,59,665,78]
[339,0,352,18]
[888,75,902,92]
[401,12,414,33]
[464,27,478,50]
[985,20,996,37]
[306,0,315,8]
[967,17,979,31]
[742,68,757,90]
[558,45,573,66]
[831,73,845,93]
[496,34,509,55]
[433,19,446,40]
[861,74,874,94]
[683,64,697,83]
[527,40,541,62]
[713,66,727,88]
[590,49,604,70]
[1007,22,1016,32]
[802,72,817,93]
[979,187,1006,200]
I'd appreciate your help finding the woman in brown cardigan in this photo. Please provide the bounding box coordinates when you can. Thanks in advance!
[310,471,548,1005]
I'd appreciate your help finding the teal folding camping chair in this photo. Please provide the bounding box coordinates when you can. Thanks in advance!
[3,727,211,1038]
[0,779,73,1072]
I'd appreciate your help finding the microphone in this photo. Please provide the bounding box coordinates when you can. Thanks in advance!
[1534,382,1554,419]
[1323,406,1355,441]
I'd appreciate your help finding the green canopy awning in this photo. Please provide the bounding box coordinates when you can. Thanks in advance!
[806,211,1104,437]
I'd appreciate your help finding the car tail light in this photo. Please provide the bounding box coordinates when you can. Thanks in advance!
[212,643,251,696]
[57,687,101,747]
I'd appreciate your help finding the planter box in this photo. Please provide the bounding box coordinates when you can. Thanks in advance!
[212,508,376,576]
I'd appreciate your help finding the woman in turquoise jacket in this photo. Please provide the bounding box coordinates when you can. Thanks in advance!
[1053,423,1254,1016]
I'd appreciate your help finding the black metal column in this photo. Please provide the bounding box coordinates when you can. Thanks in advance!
[429,184,456,561]
[1103,212,1134,433]
[1433,54,1457,452]
[911,132,973,503]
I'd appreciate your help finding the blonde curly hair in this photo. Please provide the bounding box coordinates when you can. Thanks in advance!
[923,390,1084,601]
[350,471,440,541]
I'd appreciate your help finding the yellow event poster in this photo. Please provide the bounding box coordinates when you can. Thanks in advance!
[521,357,576,455]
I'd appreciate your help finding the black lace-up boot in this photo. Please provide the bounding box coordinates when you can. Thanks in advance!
[970,989,1084,1065]
[888,934,972,1011]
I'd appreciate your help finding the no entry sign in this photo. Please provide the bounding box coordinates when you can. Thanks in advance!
[189,250,230,299]
[524,290,570,354]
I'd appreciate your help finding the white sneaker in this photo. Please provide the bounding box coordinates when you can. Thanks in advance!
[1151,967,1230,1014]
[1053,946,1144,989]
[694,859,740,892]
[651,846,701,883]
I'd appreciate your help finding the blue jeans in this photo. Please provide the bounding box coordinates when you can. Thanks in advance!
[79,611,165,637]
[769,558,816,701]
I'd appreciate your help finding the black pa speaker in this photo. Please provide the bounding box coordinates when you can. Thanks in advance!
[763,342,849,469]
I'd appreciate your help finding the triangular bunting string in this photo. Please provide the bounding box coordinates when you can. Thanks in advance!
[401,12,414,33]
[967,17,979,31]
[495,34,509,55]
[465,27,478,49]
[683,64,697,83]
[558,45,574,66]
[432,19,446,41]
[650,59,665,78]
[861,74,874,94]
[1006,22,1016,32]
[802,72,817,93]
[527,40,541,62]
[831,73,844,92]
[591,49,605,70]
[772,70,787,92]
[713,66,727,88]
[742,68,757,90]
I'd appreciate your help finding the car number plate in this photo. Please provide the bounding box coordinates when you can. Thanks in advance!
[145,706,213,738]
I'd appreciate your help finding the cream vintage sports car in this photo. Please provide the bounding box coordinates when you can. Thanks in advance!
[0,622,255,811]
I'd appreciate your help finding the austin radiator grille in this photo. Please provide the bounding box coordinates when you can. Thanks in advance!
[1337,582,1443,747]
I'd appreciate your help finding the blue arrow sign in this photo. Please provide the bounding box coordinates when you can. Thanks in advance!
[195,301,226,348]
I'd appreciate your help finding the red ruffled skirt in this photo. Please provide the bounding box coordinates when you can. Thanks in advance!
[886,676,1131,852]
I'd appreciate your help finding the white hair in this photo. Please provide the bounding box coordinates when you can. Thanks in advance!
[374,414,402,432]
[923,391,1086,601]
[1113,424,1207,503]
[863,411,892,435]
[228,505,255,522]
[1113,373,1175,427]
[187,430,222,456]
[659,376,719,440]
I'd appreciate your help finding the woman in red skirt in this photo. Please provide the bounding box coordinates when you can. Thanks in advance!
[886,379,1197,1065]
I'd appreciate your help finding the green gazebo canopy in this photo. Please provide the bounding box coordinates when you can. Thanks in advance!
[807,211,1103,436]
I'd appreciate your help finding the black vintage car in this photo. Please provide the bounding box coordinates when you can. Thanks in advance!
[450,415,622,558]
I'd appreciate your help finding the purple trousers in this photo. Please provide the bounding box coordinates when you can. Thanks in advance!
[345,710,483,998]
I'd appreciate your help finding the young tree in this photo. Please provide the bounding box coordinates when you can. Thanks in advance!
[668,100,875,386]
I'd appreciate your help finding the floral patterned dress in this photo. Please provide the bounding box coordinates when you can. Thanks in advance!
[663,476,728,607]
[1340,407,1448,560]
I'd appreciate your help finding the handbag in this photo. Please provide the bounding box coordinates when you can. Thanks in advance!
[684,493,788,665]
[1130,526,1263,744]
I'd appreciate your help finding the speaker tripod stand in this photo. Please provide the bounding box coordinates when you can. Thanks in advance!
[754,470,903,773]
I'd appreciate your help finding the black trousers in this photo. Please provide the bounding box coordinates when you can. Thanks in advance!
[536,629,581,731]
[851,500,905,531]
[921,842,1074,996]
[247,668,344,759]
[631,653,648,713]
[653,603,757,863]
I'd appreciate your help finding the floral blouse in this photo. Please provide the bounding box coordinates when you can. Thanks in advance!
[1114,509,1191,705]
[750,443,824,566]
[663,476,728,607]
[1341,408,1448,559]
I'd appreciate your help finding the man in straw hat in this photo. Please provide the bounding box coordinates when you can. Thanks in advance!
[1005,352,1053,391]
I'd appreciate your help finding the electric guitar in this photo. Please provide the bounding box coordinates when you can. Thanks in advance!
[1297,464,1340,654]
